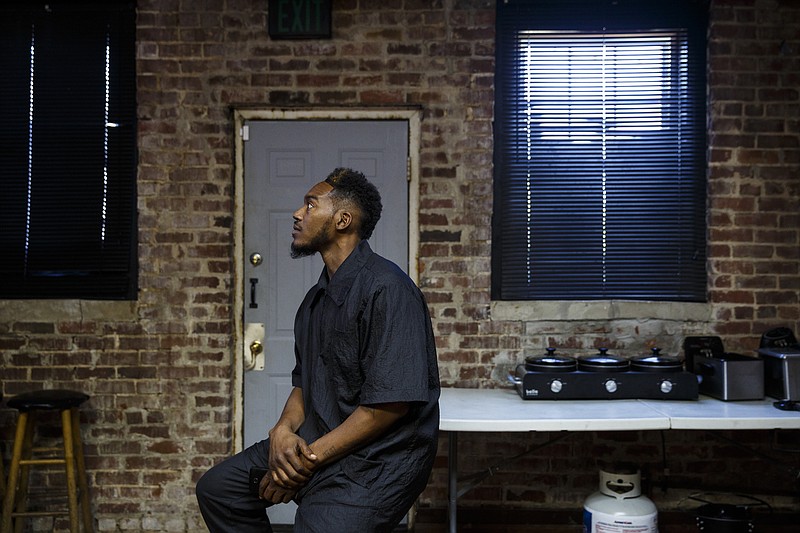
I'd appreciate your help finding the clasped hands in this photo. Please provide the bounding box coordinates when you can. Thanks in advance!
[258,426,319,504]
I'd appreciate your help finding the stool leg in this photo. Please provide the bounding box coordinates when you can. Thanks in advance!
[0,439,5,498]
[0,443,5,503]
[70,408,93,532]
[13,416,35,533]
[1,412,29,533]
[62,408,80,533]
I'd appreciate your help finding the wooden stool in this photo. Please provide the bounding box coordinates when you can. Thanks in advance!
[1,390,93,533]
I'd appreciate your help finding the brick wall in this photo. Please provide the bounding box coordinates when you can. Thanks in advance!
[0,0,798,530]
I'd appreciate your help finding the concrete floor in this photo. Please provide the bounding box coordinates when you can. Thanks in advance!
[407,507,800,533]
[271,507,800,532]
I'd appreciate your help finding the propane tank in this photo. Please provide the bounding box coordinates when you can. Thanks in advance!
[583,468,658,533]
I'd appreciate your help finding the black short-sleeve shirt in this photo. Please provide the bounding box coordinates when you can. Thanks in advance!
[291,241,440,502]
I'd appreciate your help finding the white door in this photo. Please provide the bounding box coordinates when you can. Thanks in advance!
[242,120,409,524]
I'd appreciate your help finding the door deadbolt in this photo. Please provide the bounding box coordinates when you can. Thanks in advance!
[250,253,263,266]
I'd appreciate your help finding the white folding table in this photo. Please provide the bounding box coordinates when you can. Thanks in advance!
[438,387,800,533]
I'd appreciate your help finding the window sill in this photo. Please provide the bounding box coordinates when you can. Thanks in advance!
[0,299,137,321]
[491,300,712,322]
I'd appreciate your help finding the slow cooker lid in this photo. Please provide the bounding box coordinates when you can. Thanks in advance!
[630,347,684,372]
[578,348,629,372]
[525,348,577,372]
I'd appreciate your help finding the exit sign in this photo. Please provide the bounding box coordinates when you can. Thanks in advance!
[268,0,332,39]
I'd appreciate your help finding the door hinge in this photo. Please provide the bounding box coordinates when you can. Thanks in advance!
[240,124,250,141]
[407,157,411,182]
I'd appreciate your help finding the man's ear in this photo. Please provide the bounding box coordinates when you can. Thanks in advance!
[335,209,353,231]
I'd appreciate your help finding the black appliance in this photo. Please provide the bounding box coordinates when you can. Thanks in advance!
[512,347,699,400]
[690,493,770,533]
[757,327,800,401]
[683,336,764,401]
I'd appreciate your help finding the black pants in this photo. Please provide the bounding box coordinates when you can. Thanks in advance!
[196,439,414,533]
[196,439,273,533]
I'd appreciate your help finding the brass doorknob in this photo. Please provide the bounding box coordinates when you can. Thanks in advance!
[250,340,263,356]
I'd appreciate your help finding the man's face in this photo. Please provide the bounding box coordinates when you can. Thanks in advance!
[291,181,336,258]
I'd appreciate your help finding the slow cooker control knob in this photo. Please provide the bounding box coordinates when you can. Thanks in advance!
[550,379,563,394]
[660,380,673,394]
[604,379,618,393]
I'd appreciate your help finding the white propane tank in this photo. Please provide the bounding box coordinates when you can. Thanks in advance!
[583,468,658,533]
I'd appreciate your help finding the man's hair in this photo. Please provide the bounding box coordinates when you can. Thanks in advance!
[324,167,383,240]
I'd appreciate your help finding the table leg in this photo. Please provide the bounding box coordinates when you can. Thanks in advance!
[448,431,458,533]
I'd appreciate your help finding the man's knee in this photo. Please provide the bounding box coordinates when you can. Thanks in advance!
[196,460,232,508]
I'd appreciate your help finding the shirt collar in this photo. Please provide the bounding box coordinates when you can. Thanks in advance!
[315,240,373,306]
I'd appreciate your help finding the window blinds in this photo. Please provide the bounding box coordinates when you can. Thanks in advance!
[492,0,708,301]
[0,1,137,300]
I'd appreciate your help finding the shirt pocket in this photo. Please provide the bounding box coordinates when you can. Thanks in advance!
[325,320,362,380]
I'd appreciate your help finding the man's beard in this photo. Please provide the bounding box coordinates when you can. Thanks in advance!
[290,218,333,259]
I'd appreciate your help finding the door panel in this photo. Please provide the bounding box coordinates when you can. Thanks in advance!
[242,120,408,524]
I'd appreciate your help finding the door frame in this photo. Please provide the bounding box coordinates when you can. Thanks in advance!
[231,107,422,452]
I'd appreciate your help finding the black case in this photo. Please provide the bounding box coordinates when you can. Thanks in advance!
[249,467,269,497]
